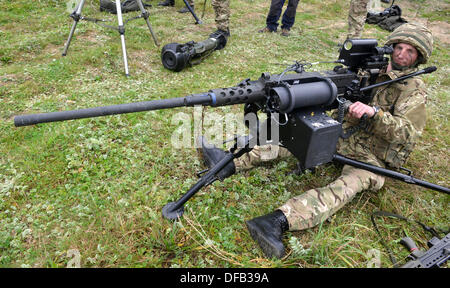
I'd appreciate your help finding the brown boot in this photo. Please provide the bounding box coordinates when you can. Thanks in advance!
[281,28,290,37]
[258,27,275,33]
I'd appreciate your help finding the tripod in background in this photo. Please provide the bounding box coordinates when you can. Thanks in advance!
[181,0,202,24]
[62,0,159,76]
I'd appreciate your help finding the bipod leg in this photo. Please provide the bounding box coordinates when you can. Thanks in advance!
[182,0,203,24]
[115,0,130,76]
[162,141,252,220]
[136,0,159,46]
[62,0,86,56]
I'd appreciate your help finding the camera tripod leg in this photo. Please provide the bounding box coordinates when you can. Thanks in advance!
[116,0,130,76]
[62,0,87,56]
[136,0,159,46]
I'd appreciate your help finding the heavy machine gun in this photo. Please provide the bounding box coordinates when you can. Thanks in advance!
[13,39,448,220]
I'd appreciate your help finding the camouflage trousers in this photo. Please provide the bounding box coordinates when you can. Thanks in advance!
[212,0,230,31]
[347,0,370,39]
[235,145,385,231]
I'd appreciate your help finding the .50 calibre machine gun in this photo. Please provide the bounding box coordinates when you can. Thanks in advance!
[14,39,449,220]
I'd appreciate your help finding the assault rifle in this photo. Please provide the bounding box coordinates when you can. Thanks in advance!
[400,233,450,268]
[14,39,449,220]
[371,211,449,268]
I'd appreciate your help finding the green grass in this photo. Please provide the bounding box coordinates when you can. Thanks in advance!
[0,0,449,268]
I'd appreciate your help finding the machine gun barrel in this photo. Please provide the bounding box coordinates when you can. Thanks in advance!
[14,78,268,127]
[14,94,211,127]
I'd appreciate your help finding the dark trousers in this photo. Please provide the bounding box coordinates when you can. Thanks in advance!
[266,0,300,31]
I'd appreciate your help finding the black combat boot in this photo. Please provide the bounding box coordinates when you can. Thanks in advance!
[121,0,152,13]
[178,5,194,13]
[245,210,289,259]
[100,0,117,14]
[210,28,230,38]
[198,136,235,181]
[158,0,175,6]
[209,29,230,50]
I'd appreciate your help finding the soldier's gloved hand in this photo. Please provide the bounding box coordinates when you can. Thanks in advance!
[348,101,375,119]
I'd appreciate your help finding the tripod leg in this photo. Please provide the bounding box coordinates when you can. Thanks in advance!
[162,139,253,220]
[182,0,203,24]
[162,151,235,220]
[62,0,86,56]
[136,0,159,46]
[116,0,130,76]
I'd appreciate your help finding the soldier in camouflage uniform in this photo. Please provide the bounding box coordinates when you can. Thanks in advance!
[347,0,395,38]
[207,0,230,48]
[199,23,433,259]
[212,0,230,35]
[347,0,370,39]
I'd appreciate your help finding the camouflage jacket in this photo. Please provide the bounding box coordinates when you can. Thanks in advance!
[337,67,427,168]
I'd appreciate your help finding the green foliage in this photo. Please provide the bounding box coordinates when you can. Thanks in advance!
[0,0,448,268]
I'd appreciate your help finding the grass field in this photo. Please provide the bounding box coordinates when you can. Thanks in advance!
[0,0,448,268]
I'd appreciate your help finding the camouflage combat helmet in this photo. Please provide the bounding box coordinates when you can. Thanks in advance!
[385,23,433,64]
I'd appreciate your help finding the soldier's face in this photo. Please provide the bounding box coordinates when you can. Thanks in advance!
[392,43,419,67]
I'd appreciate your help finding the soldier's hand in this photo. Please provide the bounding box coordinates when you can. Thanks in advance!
[348,101,375,119]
